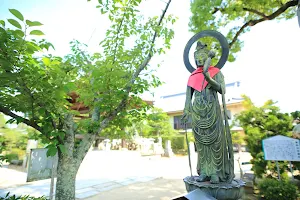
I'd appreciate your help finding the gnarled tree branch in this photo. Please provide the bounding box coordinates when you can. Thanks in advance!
[242,7,267,18]
[229,0,298,48]
[0,105,42,133]
[96,0,172,134]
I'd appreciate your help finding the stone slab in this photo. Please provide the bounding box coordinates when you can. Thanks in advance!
[93,182,118,189]
[185,189,216,200]
[76,187,97,194]
[95,183,123,192]
[114,178,138,186]
[76,190,99,199]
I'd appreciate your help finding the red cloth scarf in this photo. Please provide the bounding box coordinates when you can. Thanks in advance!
[187,66,220,92]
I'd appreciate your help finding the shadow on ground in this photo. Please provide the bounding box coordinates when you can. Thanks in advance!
[85,178,186,200]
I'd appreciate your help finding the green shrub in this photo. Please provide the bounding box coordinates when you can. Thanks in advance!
[153,133,195,155]
[171,136,186,151]
[5,153,18,163]
[258,178,298,200]
[10,148,26,160]
[0,192,47,200]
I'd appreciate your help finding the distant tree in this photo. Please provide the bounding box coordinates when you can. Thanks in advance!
[144,107,175,137]
[0,115,6,165]
[127,107,175,138]
[189,0,299,61]
[235,95,293,178]
[231,131,245,149]
[0,114,31,162]
[291,110,300,120]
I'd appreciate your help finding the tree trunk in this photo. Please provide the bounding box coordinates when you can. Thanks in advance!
[55,153,79,200]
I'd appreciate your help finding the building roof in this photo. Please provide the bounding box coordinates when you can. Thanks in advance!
[155,81,244,113]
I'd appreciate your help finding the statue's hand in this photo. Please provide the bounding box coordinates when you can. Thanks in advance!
[208,50,215,59]
[203,57,211,73]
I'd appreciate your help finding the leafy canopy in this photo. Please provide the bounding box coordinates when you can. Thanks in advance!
[127,107,176,137]
[0,1,176,157]
[189,0,298,61]
[235,95,293,178]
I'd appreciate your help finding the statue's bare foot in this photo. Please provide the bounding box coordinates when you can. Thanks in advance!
[210,174,219,184]
[196,174,208,182]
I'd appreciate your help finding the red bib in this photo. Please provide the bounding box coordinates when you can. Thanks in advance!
[187,66,220,92]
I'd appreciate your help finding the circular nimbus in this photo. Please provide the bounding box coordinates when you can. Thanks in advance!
[183,30,229,73]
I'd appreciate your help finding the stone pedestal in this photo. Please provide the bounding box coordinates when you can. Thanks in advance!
[183,176,245,200]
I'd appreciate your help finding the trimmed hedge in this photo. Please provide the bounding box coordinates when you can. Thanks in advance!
[5,153,18,163]
[258,178,298,200]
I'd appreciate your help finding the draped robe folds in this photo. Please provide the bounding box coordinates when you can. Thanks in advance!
[184,67,231,182]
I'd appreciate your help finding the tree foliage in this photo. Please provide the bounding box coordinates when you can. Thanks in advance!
[0,1,175,199]
[0,114,44,164]
[0,115,6,165]
[146,107,175,136]
[235,95,293,178]
[0,1,175,156]
[291,110,300,120]
[189,0,299,61]
[127,107,175,137]
[231,131,245,145]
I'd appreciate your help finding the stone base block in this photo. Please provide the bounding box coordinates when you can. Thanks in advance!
[183,176,245,200]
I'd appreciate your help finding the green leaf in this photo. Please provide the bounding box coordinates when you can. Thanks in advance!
[7,19,22,29]
[58,144,67,154]
[14,29,24,37]
[46,146,57,157]
[42,57,50,66]
[6,118,15,124]
[27,41,41,51]
[30,30,44,36]
[51,60,60,65]
[15,117,24,124]
[0,58,11,70]
[58,131,65,140]
[0,20,5,27]
[63,82,75,92]
[25,20,43,27]
[9,9,24,21]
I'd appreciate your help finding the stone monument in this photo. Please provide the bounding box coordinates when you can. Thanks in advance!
[180,30,245,200]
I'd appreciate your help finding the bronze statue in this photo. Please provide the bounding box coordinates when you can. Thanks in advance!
[182,39,234,184]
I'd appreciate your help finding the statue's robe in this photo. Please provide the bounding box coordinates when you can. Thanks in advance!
[184,66,232,182]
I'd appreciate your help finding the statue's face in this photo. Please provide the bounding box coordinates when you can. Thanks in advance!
[194,51,208,67]
[194,41,208,67]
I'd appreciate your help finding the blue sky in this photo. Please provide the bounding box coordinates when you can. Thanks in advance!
[1,0,299,113]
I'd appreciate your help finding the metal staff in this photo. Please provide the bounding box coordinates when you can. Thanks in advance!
[184,121,194,180]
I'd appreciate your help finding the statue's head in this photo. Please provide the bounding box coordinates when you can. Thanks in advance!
[194,41,209,67]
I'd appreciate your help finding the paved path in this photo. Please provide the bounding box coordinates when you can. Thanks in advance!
[0,151,161,199]
[0,174,159,199]
[0,150,252,199]
[85,178,187,200]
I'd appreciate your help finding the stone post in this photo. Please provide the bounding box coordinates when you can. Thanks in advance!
[164,140,174,157]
